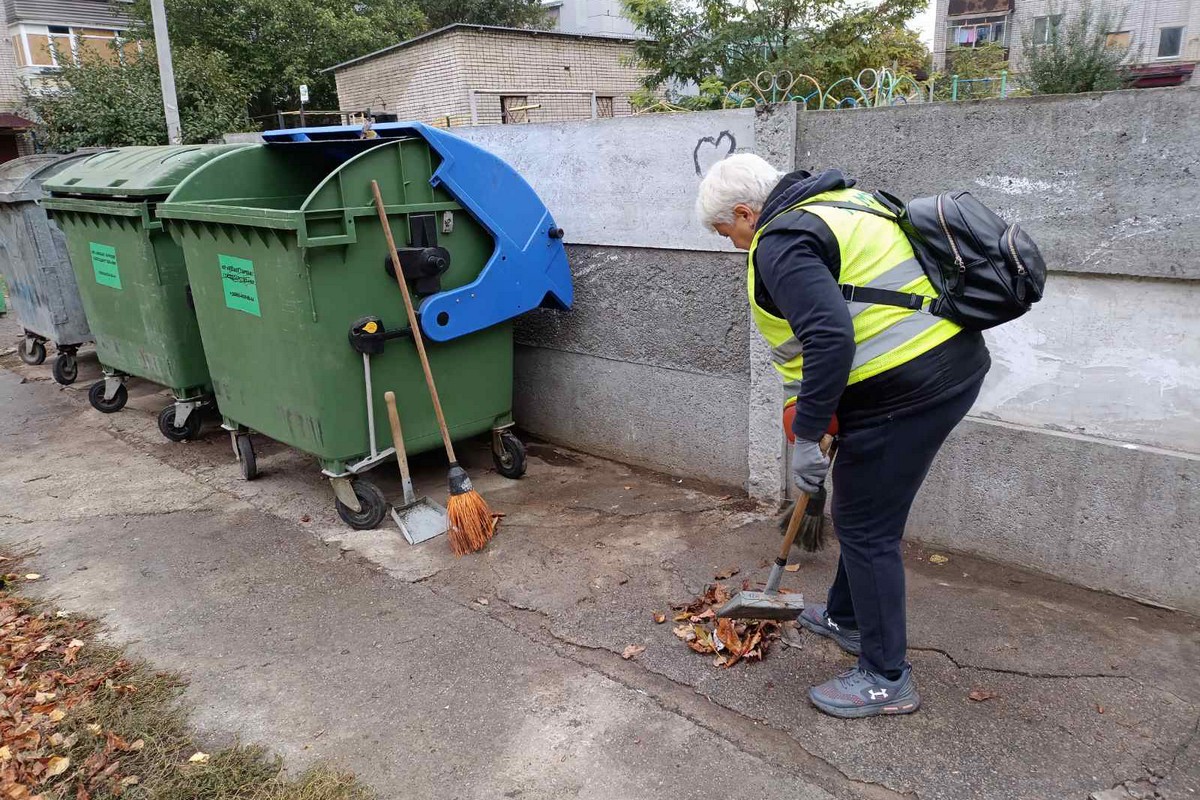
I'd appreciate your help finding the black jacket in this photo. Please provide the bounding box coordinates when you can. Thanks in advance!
[754,170,990,439]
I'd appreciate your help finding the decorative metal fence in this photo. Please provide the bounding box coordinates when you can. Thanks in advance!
[720,67,1013,110]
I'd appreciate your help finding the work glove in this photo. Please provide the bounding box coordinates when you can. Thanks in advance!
[790,436,830,495]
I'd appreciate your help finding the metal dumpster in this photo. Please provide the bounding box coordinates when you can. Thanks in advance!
[0,151,104,384]
[158,122,573,529]
[42,145,246,440]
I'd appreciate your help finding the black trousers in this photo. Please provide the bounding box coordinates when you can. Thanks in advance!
[826,375,985,678]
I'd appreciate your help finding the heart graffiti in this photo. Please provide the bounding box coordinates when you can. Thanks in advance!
[693,130,737,176]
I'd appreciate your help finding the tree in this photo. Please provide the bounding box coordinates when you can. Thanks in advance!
[419,0,547,30]
[622,0,930,106]
[23,46,253,150]
[1020,2,1131,94]
[932,41,1009,100]
[126,0,428,119]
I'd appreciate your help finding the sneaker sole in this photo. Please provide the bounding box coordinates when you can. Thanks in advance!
[797,613,862,656]
[808,689,922,719]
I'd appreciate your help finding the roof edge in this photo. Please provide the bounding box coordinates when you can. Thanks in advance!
[322,23,643,73]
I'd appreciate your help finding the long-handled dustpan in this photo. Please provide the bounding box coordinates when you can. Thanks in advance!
[717,433,834,621]
[384,391,447,545]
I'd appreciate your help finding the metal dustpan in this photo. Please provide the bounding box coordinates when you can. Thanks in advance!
[392,493,448,545]
[384,391,448,545]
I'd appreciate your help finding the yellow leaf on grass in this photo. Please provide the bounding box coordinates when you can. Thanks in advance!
[120,776,140,787]
[187,752,210,765]
[48,708,65,723]
[0,745,10,760]
[129,739,144,751]
[45,755,70,778]
[85,724,102,735]
[929,554,949,565]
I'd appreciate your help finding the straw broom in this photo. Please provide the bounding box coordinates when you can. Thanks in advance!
[371,180,494,555]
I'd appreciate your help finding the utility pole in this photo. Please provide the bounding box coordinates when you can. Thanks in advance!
[149,0,182,145]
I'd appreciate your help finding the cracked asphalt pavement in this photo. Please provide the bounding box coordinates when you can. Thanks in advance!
[1,319,1197,800]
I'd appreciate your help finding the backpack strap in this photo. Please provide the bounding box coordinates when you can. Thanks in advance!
[760,199,935,315]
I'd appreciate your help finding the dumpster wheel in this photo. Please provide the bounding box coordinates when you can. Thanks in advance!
[157,405,203,442]
[236,435,258,481]
[335,479,388,530]
[492,430,528,479]
[18,337,46,366]
[88,380,128,413]
[52,352,78,386]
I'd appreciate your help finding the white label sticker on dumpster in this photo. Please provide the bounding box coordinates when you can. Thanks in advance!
[218,254,261,317]
[89,242,121,290]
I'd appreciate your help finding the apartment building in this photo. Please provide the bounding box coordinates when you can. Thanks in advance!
[542,0,639,37]
[932,0,1199,86]
[329,24,651,127]
[0,0,130,160]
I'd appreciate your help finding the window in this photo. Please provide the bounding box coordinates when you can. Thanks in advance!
[500,95,529,124]
[1105,31,1132,48]
[1157,26,1184,58]
[596,96,614,118]
[946,15,1010,48]
[1032,15,1063,44]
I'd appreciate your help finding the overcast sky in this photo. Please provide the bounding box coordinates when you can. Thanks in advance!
[913,1,936,45]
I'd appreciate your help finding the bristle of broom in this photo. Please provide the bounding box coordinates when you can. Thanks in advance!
[447,490,494,556]
[796,485,828,553]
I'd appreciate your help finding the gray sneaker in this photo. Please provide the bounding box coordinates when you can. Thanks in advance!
[798,604,862,655]
[809,666,921,718]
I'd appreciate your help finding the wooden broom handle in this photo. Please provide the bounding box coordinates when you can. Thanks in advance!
[777,433,835,560]
[371,180,457,463]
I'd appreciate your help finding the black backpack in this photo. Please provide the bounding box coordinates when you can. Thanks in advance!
[808,190,1047,331]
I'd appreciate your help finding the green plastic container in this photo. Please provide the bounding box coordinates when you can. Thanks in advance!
[42,145,247,440]
[158,139,522,528]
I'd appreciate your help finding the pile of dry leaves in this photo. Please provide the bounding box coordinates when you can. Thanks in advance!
[0,585,144,799]
[669,583,784,668]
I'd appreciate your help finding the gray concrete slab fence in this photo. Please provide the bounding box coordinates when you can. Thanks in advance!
[455,88,1200,614]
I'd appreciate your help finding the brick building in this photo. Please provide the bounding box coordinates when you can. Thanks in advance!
[328,24,651,127]
[932,0,1199,86]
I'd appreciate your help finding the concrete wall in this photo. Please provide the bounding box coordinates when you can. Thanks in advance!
[789,88,1200,611]
[454,111,760,486]
[463,90,1198,611]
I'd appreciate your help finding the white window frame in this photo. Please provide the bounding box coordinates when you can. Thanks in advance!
[1032,14,1063,45]
[12,23,126,70]
[1156,26,1184,59]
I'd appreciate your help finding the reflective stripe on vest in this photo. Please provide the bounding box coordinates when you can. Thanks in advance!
[748,188,962,400]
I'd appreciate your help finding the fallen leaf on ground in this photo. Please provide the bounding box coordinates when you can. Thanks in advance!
[299,515,311,523]
[621,644,646,660]
[0,746,10,760]
[64,638,84,665]
[652,612,666,624]
[784,564,801,573]
[44,755,70,778]
[928,554,949,565]
[667,583,783,668]
[187,752,210,765]
[713,566,740,580]
[23,574,41,581]
[968,689,997,702]
[48,709,65,723]
[474,598,489,606]
[1097,705,1105,714]
[85,724,102,736]
[120,776,139,787]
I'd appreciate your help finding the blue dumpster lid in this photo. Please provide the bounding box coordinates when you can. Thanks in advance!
[0,149,109,204]
[261,122,573,342]
[44,144,249,198]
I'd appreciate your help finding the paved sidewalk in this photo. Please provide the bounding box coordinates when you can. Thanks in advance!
[1,318,1197,800]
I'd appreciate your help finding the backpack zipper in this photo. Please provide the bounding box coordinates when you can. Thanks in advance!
[1006,226,1027,276]
[936,194,967,290]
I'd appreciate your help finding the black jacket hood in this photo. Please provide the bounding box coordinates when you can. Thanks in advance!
[758,169,856,229]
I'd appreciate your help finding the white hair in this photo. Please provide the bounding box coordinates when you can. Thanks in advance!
[695,153,784,231]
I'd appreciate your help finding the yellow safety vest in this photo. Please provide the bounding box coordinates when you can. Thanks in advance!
[747,188,962,402]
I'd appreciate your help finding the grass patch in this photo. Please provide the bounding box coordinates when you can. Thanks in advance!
[0,562,375,800]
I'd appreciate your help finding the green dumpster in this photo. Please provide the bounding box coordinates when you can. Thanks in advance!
[158,123,573,529]
[42,145,246,441]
